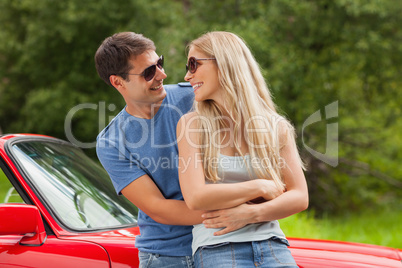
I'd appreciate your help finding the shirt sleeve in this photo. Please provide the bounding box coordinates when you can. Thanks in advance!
[96,135,147,195]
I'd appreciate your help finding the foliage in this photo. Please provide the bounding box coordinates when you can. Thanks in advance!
[280,209,402,249]
[0,0,401,214]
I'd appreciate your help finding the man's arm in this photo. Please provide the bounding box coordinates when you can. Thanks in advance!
[121,174,204,225]
[97,132,203,226]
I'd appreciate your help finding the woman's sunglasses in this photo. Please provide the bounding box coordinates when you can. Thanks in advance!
[186,57,216,74]
[122,55,164,81]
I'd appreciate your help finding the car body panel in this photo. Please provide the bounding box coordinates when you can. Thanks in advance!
[59,227,140,268]
[289,238,402,267]
[0,234,110,268]
[0,134,401,267]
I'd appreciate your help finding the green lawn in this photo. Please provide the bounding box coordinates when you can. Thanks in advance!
[0,169,24,203]
[0,169,11,202]
[279,209,401,249]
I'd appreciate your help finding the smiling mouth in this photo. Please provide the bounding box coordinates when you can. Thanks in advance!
[192,82,203,91]
[150,83,163,91]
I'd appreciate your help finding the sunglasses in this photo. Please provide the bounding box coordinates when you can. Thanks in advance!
[122,55,164,81]
[186,57,216,74]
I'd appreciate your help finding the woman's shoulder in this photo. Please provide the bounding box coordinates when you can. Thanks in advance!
[273,115,295,148]
[182,111,198,119]
[178,111,200,131]
[177,112,203,144]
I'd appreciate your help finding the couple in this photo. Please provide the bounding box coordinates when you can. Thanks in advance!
[95,31,308,268]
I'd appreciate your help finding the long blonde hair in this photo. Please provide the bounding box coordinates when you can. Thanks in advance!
[188,31,303,191]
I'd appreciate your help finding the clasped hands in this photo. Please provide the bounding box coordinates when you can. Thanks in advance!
[201,179,284,236]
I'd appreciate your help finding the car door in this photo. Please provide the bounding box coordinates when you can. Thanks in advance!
[0,159,111,268]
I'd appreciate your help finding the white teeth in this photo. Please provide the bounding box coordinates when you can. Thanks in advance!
[151,84,162,90]
[193,83,203,90]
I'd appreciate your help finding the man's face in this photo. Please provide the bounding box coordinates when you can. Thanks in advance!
[121,50,167,113]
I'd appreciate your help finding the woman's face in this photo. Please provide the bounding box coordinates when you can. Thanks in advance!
[184,47,222,104]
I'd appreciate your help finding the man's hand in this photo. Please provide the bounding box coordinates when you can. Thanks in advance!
[202,203,257,236]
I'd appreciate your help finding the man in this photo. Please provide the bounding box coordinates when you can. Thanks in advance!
[95,32,274,267]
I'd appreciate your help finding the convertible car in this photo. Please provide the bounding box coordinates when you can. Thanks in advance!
[0,134,401,267]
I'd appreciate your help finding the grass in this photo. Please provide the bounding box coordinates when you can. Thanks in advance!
[279,209,402,249]
[0,169,11,202]
[0,169,24,203]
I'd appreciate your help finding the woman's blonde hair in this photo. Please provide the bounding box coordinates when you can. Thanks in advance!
[188,31,304,191]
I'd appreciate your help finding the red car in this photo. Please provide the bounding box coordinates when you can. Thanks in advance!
[0,134,401,267]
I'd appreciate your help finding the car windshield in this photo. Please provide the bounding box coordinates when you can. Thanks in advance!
[10,139,138,231]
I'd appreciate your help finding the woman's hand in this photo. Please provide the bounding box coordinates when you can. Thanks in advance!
[254,179,284,202]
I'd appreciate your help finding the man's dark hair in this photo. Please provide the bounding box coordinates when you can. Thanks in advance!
[95,32,156,87]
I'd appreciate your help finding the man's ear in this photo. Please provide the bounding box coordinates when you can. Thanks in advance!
[109,75,125,91]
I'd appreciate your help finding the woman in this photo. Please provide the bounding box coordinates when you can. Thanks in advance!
[177,31,308,268]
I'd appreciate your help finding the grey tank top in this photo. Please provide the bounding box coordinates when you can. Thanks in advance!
[191,154,287,255]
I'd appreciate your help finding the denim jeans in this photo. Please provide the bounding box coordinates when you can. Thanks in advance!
[194,238,298,268]
[138,251,194,268]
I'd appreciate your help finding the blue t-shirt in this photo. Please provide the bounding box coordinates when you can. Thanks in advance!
[96,83,194,256]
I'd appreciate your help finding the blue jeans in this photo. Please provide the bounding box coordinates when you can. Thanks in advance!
[138,251,194,268]
[194,238,298,268]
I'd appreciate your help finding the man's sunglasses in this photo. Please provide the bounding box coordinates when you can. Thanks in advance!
[186,57,216,74]
[121,55,164,81]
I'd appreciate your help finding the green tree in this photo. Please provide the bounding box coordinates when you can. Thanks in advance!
[0,0,400,214]
[181,0,402,214]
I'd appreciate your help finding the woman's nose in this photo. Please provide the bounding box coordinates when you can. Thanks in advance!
[184,70,192,81]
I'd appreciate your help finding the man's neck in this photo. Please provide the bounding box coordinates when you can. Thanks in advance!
[125,102,162,119]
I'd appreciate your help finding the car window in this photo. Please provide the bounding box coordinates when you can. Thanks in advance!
[0,166,24,204]
[9,140,138,231]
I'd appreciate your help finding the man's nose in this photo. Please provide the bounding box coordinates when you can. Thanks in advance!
[155,66,167,80]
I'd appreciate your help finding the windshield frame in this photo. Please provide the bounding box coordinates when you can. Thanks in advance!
[5,135,138,233]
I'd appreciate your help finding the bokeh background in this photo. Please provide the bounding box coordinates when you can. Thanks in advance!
[0,0,400,247]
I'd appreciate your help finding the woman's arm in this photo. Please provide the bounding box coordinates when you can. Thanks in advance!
[251,125,309,222]
[201,126,309,235]
[177,113,280,211]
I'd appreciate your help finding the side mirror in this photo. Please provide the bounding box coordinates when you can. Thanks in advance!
[0,204,47,246]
